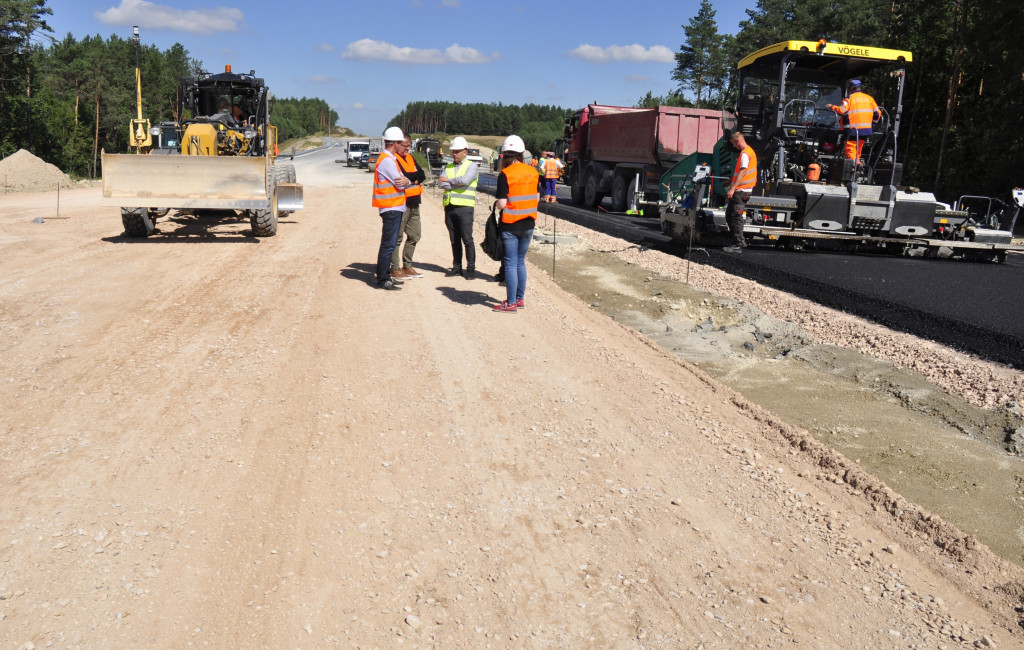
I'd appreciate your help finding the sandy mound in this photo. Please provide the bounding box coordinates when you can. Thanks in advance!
[0,149,74,193]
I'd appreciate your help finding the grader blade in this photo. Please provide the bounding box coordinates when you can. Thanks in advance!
[101,153,270,210]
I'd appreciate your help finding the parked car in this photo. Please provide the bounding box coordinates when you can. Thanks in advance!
[365,149,381,172]
[358,151,370,168]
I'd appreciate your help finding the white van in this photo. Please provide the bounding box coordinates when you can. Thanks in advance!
[345,141,370,167]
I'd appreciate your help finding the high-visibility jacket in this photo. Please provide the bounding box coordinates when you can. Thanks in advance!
[543,158,560,179]
[372,150,406,209]
[396,152,422,198]
[731,145,757,191]
[501,162,540,224]
[442,159,477,207]
[833,92,879,132]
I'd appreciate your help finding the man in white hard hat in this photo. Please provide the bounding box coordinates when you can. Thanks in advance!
[437,136,479,279]
[371,126,411,290]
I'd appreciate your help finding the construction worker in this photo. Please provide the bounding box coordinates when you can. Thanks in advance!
[723,131,757,254]
[541,152,563,203]
[372,126,411,290]
[391,135,426,280]
[492,134,540,313]
[437,136,479,279]
[827,79,881,162]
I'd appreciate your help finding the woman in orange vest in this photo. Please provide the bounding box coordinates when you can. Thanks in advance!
[492,134,539,313]
[724,131,757,253]
[827,79,881,161]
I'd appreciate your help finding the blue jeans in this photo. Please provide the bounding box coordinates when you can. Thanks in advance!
[377,210,403,282]
[545,178,557,198]
[501,228,533,303]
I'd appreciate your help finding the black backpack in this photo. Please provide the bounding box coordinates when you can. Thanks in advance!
[480,202,505,262]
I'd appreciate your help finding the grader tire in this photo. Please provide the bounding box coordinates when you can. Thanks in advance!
[121,207,154,237]
[250,181,279,237]
[272,164,297,215]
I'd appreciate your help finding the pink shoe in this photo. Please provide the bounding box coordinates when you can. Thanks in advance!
[515,299,525,309]
[492,300,517,313]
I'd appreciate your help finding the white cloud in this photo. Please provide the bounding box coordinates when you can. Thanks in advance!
[315,43,334,52]
[351,102,369,110]
[95,0,244,36]
[567,44,675,64]
[310,75,344,84]
[341,39,494,64]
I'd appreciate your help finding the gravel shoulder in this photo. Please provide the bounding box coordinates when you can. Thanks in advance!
[1,164,1022,647]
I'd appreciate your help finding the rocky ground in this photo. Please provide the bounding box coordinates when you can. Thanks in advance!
[1,154,1022,648]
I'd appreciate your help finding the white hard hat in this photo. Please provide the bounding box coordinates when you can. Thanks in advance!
[383,126,404,142]
[450,136,468,150]
[501,134,525,153]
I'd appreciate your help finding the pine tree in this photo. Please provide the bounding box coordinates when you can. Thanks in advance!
[673,0,729,109]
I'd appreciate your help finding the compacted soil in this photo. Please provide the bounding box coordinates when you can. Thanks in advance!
[1,158,1023,648]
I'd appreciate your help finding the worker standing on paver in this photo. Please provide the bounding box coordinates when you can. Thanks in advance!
[827,79,881,162]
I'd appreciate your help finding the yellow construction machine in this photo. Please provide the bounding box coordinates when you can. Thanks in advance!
[102,58,302,237]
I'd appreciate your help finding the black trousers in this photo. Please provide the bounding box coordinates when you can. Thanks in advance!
[726,191,750,247]
[444,205,476,270]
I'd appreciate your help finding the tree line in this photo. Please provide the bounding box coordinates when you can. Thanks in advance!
[388,101,570,158]
[660,0,1022,200]
[0,0,336,179]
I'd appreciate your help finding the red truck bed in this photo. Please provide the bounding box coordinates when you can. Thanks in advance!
[584,105,722,166]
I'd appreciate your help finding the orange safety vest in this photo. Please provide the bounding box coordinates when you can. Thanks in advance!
[834,92,879,131]
[732,145,757,191]
[396,152,423,198]
[543,158,560,179]
[501,162,540,224]
[371,150,406,209]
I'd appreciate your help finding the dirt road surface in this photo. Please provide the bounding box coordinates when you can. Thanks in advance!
[1,159,1022,648]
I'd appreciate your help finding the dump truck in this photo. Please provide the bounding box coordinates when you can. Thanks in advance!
[102,65,301,237]
[658,40,1022,262]
[563,104,723,213]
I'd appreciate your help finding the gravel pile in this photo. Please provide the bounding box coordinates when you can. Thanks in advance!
[0,149,74,193]
[552,222,1022,411]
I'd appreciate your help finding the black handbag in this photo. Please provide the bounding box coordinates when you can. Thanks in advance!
[481,202,505,262]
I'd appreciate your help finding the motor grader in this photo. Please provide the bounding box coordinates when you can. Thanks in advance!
[102,65,302,237]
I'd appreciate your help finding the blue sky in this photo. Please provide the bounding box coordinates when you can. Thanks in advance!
[40,0,751,137]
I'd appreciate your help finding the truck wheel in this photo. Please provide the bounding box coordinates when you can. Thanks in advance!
[611,175,628,212]
[250,185,279,237]
[570,181,584,205]
[583,169,603,209]
[121,207,154,237]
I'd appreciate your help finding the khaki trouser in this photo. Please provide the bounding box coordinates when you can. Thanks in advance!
[390,203,422,270]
